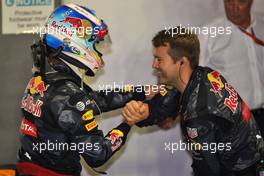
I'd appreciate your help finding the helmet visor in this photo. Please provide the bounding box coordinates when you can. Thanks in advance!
[94,34,112,57]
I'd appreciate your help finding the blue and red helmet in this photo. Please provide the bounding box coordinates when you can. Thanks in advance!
[42,3,109,76]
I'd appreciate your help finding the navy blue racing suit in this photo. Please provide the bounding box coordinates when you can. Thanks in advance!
[138,66,264,176]
[18,71,145,175]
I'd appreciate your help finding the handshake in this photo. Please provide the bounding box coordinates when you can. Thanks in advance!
[121,84,180,129]
[122,100,149,126]
[121,84,165,126]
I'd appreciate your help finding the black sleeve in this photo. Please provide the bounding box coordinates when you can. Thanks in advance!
[64,85,146,117]
[50,83,133,168]
[137,88,181,127]
[87,86,146,112]
[56,99,131,168]
[72,122,131,168]
[184,118,221,176]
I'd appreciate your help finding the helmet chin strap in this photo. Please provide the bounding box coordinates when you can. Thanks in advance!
[60,59,88,90]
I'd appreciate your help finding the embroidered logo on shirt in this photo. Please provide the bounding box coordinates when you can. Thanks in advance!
[82,110,94,121]
[187,127,198,139]
[20,118,37,138]
[21,95,43,117]
[160,88,168,96]
[224,83,238,113]
[85,119,97,131]
[106,129,124,152]
[207,71,224,97]
[108,129,124,143]
[27,76,48,97]
[76,101,85,111]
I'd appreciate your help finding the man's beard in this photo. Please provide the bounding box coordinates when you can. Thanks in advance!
[157,75,166,84]
[154,70,168,85]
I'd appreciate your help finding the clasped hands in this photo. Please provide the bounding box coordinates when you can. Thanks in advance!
[122,100,149,126]
[122,85,176,129]
[122,84,164,126]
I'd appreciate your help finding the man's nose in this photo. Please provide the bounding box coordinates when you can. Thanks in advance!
[152,59,159,69]
[233,0,240,13]
[228,0,240,13]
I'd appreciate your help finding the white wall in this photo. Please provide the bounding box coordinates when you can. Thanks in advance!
[61,1,264,176]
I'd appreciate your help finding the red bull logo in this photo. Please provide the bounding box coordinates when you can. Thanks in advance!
[108,129,124,144]
[97,27,108,39]
[224,83,238,113]
[21,95,43,117]
[107,129,124,152]
[61,16,94,39]
[61,16,83,30]
[207,71,224,97]
[27,76,48,97]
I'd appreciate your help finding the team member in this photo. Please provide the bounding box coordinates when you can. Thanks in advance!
[123,27,264,176]
[17,4,147,176]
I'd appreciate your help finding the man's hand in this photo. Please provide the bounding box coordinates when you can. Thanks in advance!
[122,100,149,126]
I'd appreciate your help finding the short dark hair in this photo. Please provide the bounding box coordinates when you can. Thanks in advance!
[152,26,200,69]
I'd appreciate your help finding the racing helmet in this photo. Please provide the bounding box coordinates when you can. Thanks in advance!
[42,3,110,79]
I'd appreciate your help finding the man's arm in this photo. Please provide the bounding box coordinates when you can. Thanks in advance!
[70,122,131,167]
[122,88,180,127]
[88,86,146,112]
[49,83,137,167]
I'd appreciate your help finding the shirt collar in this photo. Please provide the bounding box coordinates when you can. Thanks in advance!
[247,13,256,31]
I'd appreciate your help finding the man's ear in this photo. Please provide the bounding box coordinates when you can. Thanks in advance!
[180,60,184,65]
[180,56,188,65]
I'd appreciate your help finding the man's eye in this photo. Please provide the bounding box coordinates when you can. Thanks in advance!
[239,0,247,4]
[225,0,248,4]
